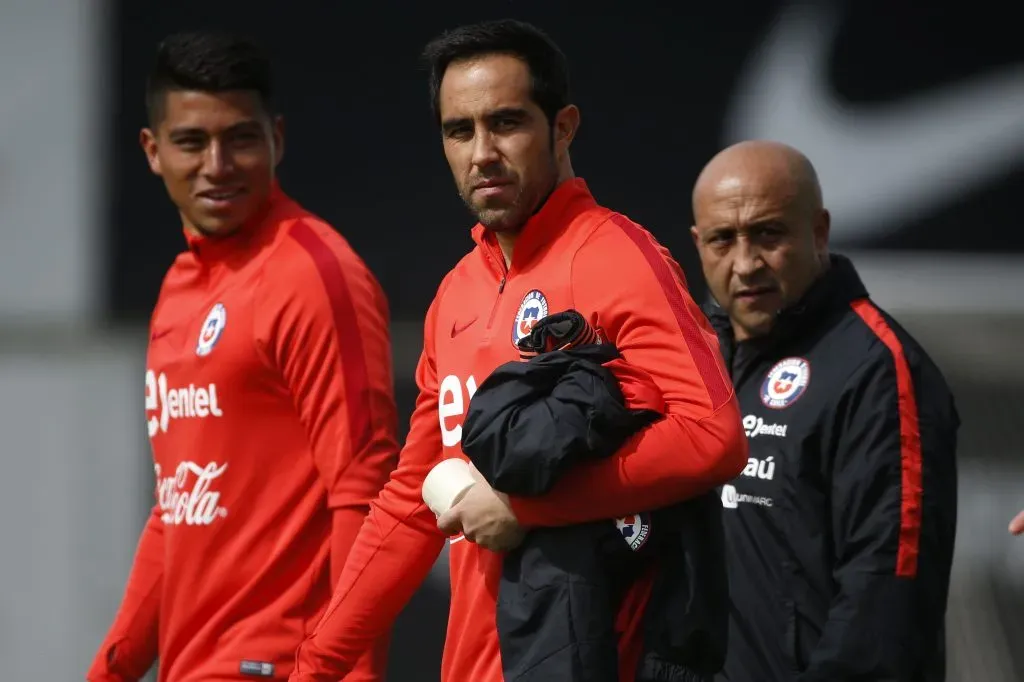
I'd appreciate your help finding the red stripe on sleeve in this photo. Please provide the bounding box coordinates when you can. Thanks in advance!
[851,299,923,577]
[289,221,372,451]
[608,215,732,408]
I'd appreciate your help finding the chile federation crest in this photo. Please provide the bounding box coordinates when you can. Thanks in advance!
[760,357,810,409]
[512,289,549,347]
[196,303,227,357]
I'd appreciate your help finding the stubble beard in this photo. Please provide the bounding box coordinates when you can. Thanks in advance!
[466,183,530,233]
[464,155,559,234]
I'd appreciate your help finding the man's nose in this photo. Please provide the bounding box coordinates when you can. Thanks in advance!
[470,129,501,169]
[733,238,763,277]
[202,140,234,178]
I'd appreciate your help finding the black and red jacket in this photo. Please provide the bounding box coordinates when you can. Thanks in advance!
[705,254,959,682]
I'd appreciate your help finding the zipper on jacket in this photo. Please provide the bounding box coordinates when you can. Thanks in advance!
[486,273,508,329]
[482,236,510,331]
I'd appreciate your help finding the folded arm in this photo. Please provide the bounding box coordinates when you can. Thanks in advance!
[510,216,747,526]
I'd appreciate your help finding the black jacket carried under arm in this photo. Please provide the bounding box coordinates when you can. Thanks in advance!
[462,311,729,682]
[706,254,959,682]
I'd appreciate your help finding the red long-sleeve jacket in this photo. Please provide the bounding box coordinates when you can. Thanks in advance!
[87,185,398,681]
[291,178,747,682]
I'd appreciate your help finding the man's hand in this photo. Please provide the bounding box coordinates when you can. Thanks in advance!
[1009,510,1024,535]
[437,465,525,552]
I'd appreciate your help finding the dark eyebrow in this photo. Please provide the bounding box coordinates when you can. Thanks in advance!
[486,107,529,121]
[441,107,531,135]
[703,225,736,241]
[440,116,472,135]
[747,219,788,232]
[168,120,262,139]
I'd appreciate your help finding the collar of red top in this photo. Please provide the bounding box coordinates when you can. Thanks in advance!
[183,180,287,260]
[471,177,597,275]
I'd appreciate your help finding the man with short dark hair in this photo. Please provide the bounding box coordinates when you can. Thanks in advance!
[87,31,397,682]
[691,140,959,681]
[291,19,747,682]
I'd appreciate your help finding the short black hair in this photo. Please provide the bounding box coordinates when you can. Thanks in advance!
[422,19,571,125]
[145,31,273,126]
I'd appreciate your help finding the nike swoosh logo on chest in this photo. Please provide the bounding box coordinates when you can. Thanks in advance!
[451,316,478,338]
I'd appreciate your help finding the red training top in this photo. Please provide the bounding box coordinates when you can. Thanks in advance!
[291,178,748,682]
[88,184,398,682]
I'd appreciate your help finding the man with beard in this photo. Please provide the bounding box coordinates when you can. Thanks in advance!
[290,18,747,682]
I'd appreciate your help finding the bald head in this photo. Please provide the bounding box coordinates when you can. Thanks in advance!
[692,140,822,220]
[690,141,830,341]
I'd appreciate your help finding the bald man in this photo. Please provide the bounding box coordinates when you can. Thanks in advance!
[691,141,959,681]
